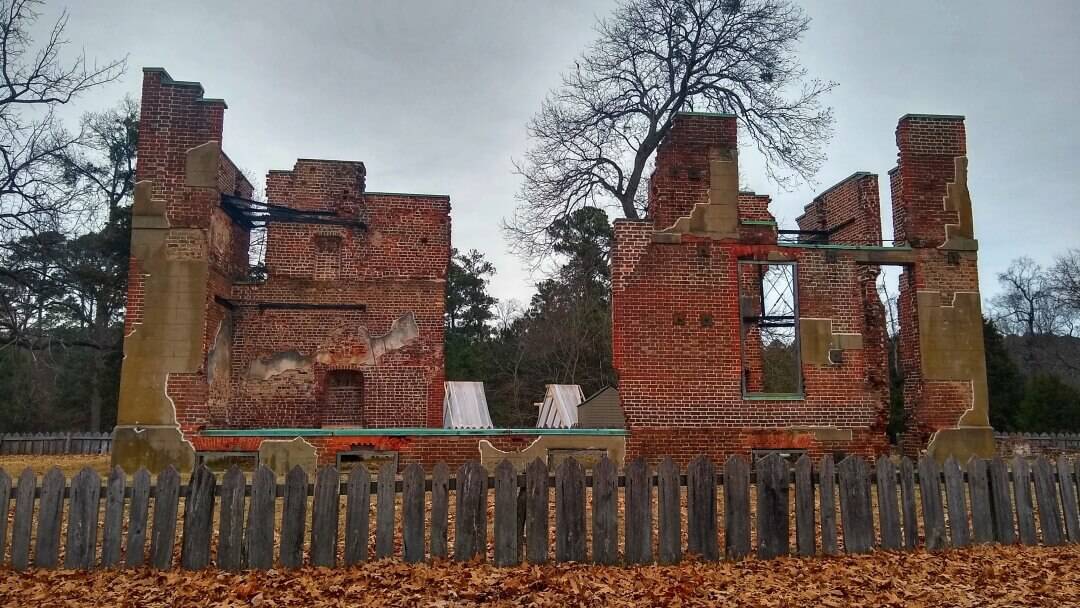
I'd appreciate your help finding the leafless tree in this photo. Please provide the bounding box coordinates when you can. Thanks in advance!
[507,0,835,260]
[991,257,1063,337]
[1048,249,1080,329]
[0,0,126,430]
[1,0,125,246]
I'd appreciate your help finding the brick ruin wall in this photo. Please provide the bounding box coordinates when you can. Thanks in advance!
[116,69,988,473]
[113,68,449,472]
[612,112,988,466]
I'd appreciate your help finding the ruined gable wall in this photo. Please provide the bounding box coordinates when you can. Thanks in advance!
[612,113,890,464]
[226,163,450,431]
[796,172,882,246]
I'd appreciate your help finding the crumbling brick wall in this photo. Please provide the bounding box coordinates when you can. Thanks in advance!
[114,68,450,474]
[225,163,450,430]
[613,113,900,464]
[612,111,988,464]
[890,115,990,458]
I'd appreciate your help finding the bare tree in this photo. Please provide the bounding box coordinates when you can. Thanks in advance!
[507,0,835,260]
[1,0,125,245]
[0,0,126,431]
[991,257,1062,337]
[1048,249,1080,330]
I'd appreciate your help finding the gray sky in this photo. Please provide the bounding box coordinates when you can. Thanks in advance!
[36,0,1080,305]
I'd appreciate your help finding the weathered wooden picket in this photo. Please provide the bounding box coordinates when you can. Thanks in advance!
[0,432,112,455]
[1,453,1078,571]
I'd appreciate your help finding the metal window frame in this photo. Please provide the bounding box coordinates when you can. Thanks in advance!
[737,259,803,399]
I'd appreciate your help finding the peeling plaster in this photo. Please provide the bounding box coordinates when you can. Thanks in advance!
[259,437,319,475]
[247,350,313,380]
[478,435,626,471]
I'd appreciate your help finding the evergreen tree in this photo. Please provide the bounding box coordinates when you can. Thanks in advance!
[1017,374,1080,433]
[983,318,1025,431]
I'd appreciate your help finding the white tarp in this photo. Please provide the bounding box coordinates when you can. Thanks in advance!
[536,384,584,428]
[443,381,494,428]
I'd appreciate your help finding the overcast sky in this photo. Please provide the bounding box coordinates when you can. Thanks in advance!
[35,0,1080,305]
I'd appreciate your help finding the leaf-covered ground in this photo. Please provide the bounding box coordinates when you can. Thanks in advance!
[2,544,1077,607]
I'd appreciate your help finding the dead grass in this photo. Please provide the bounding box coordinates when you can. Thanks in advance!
[0,455,111,478]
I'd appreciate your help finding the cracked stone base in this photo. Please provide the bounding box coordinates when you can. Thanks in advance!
[925,427,995,464]
[111,426,196,474]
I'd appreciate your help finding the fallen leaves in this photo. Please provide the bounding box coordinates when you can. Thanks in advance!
[1,544,1078,607]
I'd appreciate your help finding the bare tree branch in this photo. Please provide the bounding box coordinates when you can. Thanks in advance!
[506,0,835,262]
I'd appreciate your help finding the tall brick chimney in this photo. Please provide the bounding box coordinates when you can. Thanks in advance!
[647,112,739,229]
[891,114,991,462]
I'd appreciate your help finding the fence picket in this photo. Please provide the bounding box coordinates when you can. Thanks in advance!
[724,455,751,560]
[592,456,618,565]
[455,461,487,562]
[150,466,181,569]
[988,457,1016,544]
[344,466,371,565]
[686,455,718,560]
[375,463,396,559]
[818,456,839,555]
[279,465,308,568]
[1013,456,1037,545]
[217,466,246,571]
[0,469,10,567]
[1056,456,1080,543]
[247,465,276,570]
[429,463,449,561]
[181,465,216,570]
[311,466,341,567]
[34,467,65,567]
[494,460,519,567]
[876,455,901,550]
[838,457,873,554]
[794,455,815,556]
[943,457,970,547]
[757,453,790,559]
[898,457,918,549]
[125,468,151,567]
[555,457,586,563]
[100,466,125,567]
[1032,456,1064,546]
[65,468,101,569]
[402,463,425,564]
[918,457,947,550]
[11,468,35,570]
[657,457,682,564]
[966,458,994,544]
[624,457,651,565]
[525,458,549,564]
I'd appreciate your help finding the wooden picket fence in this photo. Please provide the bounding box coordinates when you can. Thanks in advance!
[1,453,1079,571]
[0,432,112,455]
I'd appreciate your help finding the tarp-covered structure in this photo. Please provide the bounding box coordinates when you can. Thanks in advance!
[536,384,584,428]
[443,381,494,428]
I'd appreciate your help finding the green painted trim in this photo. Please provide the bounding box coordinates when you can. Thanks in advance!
[741,220,777,226]
[200,427,629,437]
[778,243,913,252]
[742,393,805,401]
